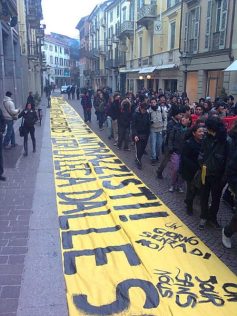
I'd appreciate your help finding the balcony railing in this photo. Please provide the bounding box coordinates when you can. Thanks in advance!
[137,5,157,28]
[119,21,134,38]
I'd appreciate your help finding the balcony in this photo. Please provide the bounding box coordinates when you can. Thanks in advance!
[119,21,134,39]
[95,69,107,77]
[28,41,39,60]
[137,5,157,28]
[27,0,42,28]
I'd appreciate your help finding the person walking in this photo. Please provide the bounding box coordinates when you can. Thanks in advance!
[18,103,38,156]
[76,87,80,100]
[148,97,166,165]
[71,85,76,100]
[97,91,106,130]
[110,93,121,146]
[0,108,6,181]
[222,121,237,248]
[81,91,92,123]
[1,91,20,149]
[132,102,150,170]
[198,117,228,230]
[26,92,35,109]
[117,98,132,151]
[180,124,205,215]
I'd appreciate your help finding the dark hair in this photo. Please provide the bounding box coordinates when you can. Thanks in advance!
[228,95,234,101]
[191,124,204,134]
[158,94,166,100]
[140,102,147,109]
[199,98,205,103]
[206,116,227,141]
[150,97,157,102]
[6,91,12,97]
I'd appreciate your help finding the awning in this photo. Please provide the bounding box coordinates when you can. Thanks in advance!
[139,66,156,74]
[224,60,237,71]
[119,68,140,73]
[156,63,177,70]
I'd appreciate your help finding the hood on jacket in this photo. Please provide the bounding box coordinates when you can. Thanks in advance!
[3,96,13,102]
[121,98,131,112]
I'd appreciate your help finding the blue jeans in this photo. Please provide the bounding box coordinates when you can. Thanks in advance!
[150,130,162,160]
[106,116,113,138]
[3,120,15,147]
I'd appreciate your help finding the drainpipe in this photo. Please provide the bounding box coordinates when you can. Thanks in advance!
[179,0,184,55]
[229,0,236,62]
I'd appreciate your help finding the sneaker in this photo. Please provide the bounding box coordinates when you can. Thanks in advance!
[177,187,184,193]
[168,186,174,193]
[0,175,6,181]
[222,228,232,249]
[117,146,121,150]
[199,219,207,230]
[113,142,117,146]
[209,219,222,230]
[135,159,142,170]
[156,171,163,179]
[23,152,28,157]
[124,148,131,151]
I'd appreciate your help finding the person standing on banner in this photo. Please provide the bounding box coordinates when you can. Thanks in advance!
[1,91,20,149]
[18,103,38,156]
[222,121,237,248]
[0,108,6,181]
[198,116,228,230]
[132,102,150,170]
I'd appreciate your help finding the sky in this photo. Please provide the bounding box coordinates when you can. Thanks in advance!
[41,0,102,38]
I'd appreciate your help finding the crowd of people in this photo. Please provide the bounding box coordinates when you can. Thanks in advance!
[79,87,237,249]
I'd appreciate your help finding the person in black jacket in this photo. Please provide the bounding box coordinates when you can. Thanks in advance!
[198,116,228,230]
[132,102,150,170]
[0,109,6,180]
[222,121,237,248]
[26,92,35,109]
[117,98,132,151]
[109,93,121,146]
[180,124,205,215]
[18,103,38,156]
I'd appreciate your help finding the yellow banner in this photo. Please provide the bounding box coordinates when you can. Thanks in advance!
[50,97,237,315]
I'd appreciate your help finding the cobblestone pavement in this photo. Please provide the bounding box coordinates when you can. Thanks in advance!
[66,96,237,276]
[0,101,47,316]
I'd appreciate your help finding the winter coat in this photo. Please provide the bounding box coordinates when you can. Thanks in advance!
[180,137,202,181]
[18,109,38,128]
[2,96,19,120]
[81,95,92,110]
[226,131,237,187]
[149,106,166,132]
[131,110,150,139]
[118,99,132,128]
[164,117,180,147]
[198,133,228,177]
[168,123,188,154]
[0,109,6,133]
[109,100,121,120]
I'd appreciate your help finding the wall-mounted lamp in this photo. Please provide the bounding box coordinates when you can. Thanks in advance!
[147,74,151,79]
[139,75,143,80]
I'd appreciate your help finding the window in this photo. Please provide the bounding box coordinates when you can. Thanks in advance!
[167,0,180,8]
[138,0,144,9]
[55,45,57,52]
[50,55,53,64]
[60,58,63,66]
[117,5,119,18]
[49,45,53,51]
[122,7,126,22]
[215,0,228,48]
[188,7,200,53]
[44,44,48,50]
[205,0,212,49]
[170,21,176,49]
[110,11,113,22]
[139,37,142,58]
[59,47,62,53]
[55,57,58,64]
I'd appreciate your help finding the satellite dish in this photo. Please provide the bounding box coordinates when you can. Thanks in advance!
[118,44,128,52]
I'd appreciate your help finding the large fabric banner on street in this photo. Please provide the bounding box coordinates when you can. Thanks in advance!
[50,97,237,315]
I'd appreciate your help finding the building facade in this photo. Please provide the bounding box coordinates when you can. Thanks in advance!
[0,0,43,107]
[42,34,71,87]
[180,0,237,102]
[77,0,237,100]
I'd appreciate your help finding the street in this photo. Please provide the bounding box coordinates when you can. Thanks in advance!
[0,93,237,316]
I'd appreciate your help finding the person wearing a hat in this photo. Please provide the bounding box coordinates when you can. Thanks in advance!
[131,102,150,170]
[156,107,184,179]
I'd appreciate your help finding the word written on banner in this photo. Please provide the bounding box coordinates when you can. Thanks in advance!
[50,97,237,316]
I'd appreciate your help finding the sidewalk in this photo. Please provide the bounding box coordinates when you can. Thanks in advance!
[0,97,67,316]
